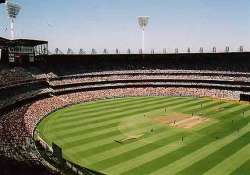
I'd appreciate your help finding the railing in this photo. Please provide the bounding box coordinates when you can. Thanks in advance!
[51,46,246,55]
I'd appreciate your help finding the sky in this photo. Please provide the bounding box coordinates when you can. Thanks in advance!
[0,0,250,53]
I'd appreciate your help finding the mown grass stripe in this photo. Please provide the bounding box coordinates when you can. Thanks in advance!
[70,98,210,159]
[103,134,202,175]
[186,104,250,135]
[62,122,164,151]
[51,96,164,123]
[96,105,229,174]
[176,100,222,116]
[47,97,177,131]
[48,97,193,133]
[63,126,169,165]
[179,100,222,113]
[198,107,250,137]
[203,103,239,117]
[175,132,250,175]
[203,144,250,175]
[55,119,152,143]
[120,115,250,175]
[74,126,170,160]
[60,98,199,149]
[191,102,236,131]
[147,124,250,175]
[209,104,249,120]
[49,122,117,140]
[82,101,213,170]
[69,99,207,159]
[62,97,141,112]
[229,159,250,175]
[53,97,170,125]
[44,97,155,129]
[60,120,152,145]
[60,98,201,149]
[37,97,250,175]
[50,120,120,141]
[48,98,186,140]
[89,132,189,170]
[46,99,181,140]
[58,96,154,118]
[168,99,213,113]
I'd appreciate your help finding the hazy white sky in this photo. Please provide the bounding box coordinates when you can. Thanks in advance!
[1,0,250,53]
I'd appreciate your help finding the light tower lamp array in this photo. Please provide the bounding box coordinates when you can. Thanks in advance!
[138,16,150,54]
[5,0,21,40]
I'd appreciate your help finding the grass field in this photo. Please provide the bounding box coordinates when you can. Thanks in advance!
[37,96,250,175]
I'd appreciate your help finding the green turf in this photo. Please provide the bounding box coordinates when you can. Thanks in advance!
[37,96,250,175]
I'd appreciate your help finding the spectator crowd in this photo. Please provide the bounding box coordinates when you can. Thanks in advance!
[50,70,250,86]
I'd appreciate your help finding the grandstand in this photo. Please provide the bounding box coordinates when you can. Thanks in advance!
[0,51,250,174]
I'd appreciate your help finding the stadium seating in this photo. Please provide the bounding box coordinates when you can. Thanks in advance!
[1,53,250,174]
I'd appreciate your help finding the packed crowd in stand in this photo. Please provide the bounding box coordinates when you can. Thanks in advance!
[1,65,250,87]
[0,83,53,109]
[0,65,56,87]
[0,66,35,86]
[1,68,249,113]
[50,72,250,86]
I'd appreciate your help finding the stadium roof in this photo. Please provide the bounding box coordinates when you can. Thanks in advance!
[0,37,10,48]
[0,37,9,45]
[10,39,48,46]
[0,37,48,47]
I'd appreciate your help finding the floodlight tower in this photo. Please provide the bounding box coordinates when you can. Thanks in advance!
[6,0,21,40]
[138,16,149,53]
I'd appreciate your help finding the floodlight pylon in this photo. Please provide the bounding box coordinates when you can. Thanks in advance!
[138,16,149,53]
[6,1,21,40]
